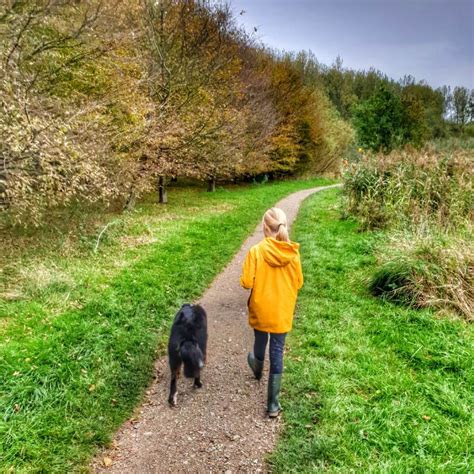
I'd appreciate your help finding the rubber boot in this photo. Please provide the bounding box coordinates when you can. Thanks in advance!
[247,352,264,380]
[267,373,282,418]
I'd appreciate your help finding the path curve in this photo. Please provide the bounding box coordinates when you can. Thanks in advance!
[94,184,340,473]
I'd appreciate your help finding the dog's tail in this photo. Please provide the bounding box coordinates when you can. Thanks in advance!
[180,341,204,378]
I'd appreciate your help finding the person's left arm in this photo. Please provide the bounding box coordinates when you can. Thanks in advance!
[296,254,304,290]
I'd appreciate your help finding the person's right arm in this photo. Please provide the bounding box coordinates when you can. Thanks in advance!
[240,248,256,289]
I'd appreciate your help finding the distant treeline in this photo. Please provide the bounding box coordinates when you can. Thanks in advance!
[0,0,472,226]
[288,53,474,151]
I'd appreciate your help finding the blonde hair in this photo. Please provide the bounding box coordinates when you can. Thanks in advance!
[262,207,290,242]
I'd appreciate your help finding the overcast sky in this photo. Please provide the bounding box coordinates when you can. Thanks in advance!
[230,0,474,89]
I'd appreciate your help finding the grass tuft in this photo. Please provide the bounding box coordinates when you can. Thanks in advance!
[369,232,473,320]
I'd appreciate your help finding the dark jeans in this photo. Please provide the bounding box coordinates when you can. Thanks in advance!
[253,329,287,375]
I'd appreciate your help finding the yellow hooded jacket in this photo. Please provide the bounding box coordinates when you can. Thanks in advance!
[240,237,303,333]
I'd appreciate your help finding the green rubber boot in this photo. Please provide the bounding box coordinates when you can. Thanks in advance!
[247,352,264,380]
[267,373,282,418]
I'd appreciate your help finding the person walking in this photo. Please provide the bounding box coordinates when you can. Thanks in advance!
[240,207,304,417]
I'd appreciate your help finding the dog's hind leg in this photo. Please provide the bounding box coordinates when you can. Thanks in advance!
[168,363,181,406]
[193,376,202,388]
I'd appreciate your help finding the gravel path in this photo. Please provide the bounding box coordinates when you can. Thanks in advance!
[93,184,340,473]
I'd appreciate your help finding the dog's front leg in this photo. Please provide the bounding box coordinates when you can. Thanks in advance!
[193,377,202,388]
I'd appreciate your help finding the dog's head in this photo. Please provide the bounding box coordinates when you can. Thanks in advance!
[176,303,207,327]
[176,303,195,325]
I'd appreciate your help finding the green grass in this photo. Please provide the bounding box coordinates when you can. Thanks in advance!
[0,178,334,472]
[270,189,474,472]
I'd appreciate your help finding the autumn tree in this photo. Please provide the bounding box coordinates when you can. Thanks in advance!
[0,1,369,227]
[0,0,145,224]
[0,1,118,224]
[125,0,244,202]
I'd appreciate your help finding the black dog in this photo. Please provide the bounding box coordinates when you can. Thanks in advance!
[168,303,207,406]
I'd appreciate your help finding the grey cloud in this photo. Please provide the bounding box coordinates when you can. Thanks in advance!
[232,0,474,89]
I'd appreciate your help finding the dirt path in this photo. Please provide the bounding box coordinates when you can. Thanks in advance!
[93,184,340,473]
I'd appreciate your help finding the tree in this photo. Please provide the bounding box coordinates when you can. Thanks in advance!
[400,83,445,144]
[400,90,427,146]
[469,90,474,122]
[352,84,403,152]
[352,68,389,102]
[1,1,360,227]
[452,86,470,128]
[437,85,452,118]
[321,56,357,119]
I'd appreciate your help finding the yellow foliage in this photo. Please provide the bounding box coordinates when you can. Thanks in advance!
[0,0,355,226]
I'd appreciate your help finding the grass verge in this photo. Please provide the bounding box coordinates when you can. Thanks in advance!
[0,178,334,472]
[270,189,473,472]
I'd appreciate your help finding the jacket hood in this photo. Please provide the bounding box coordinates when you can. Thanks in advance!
[260,237,300,267]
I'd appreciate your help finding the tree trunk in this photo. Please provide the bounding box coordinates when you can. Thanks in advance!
[124,191,136,211]
[0,173,7,210]
[158,176,168,204]
[207,177,216,192]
